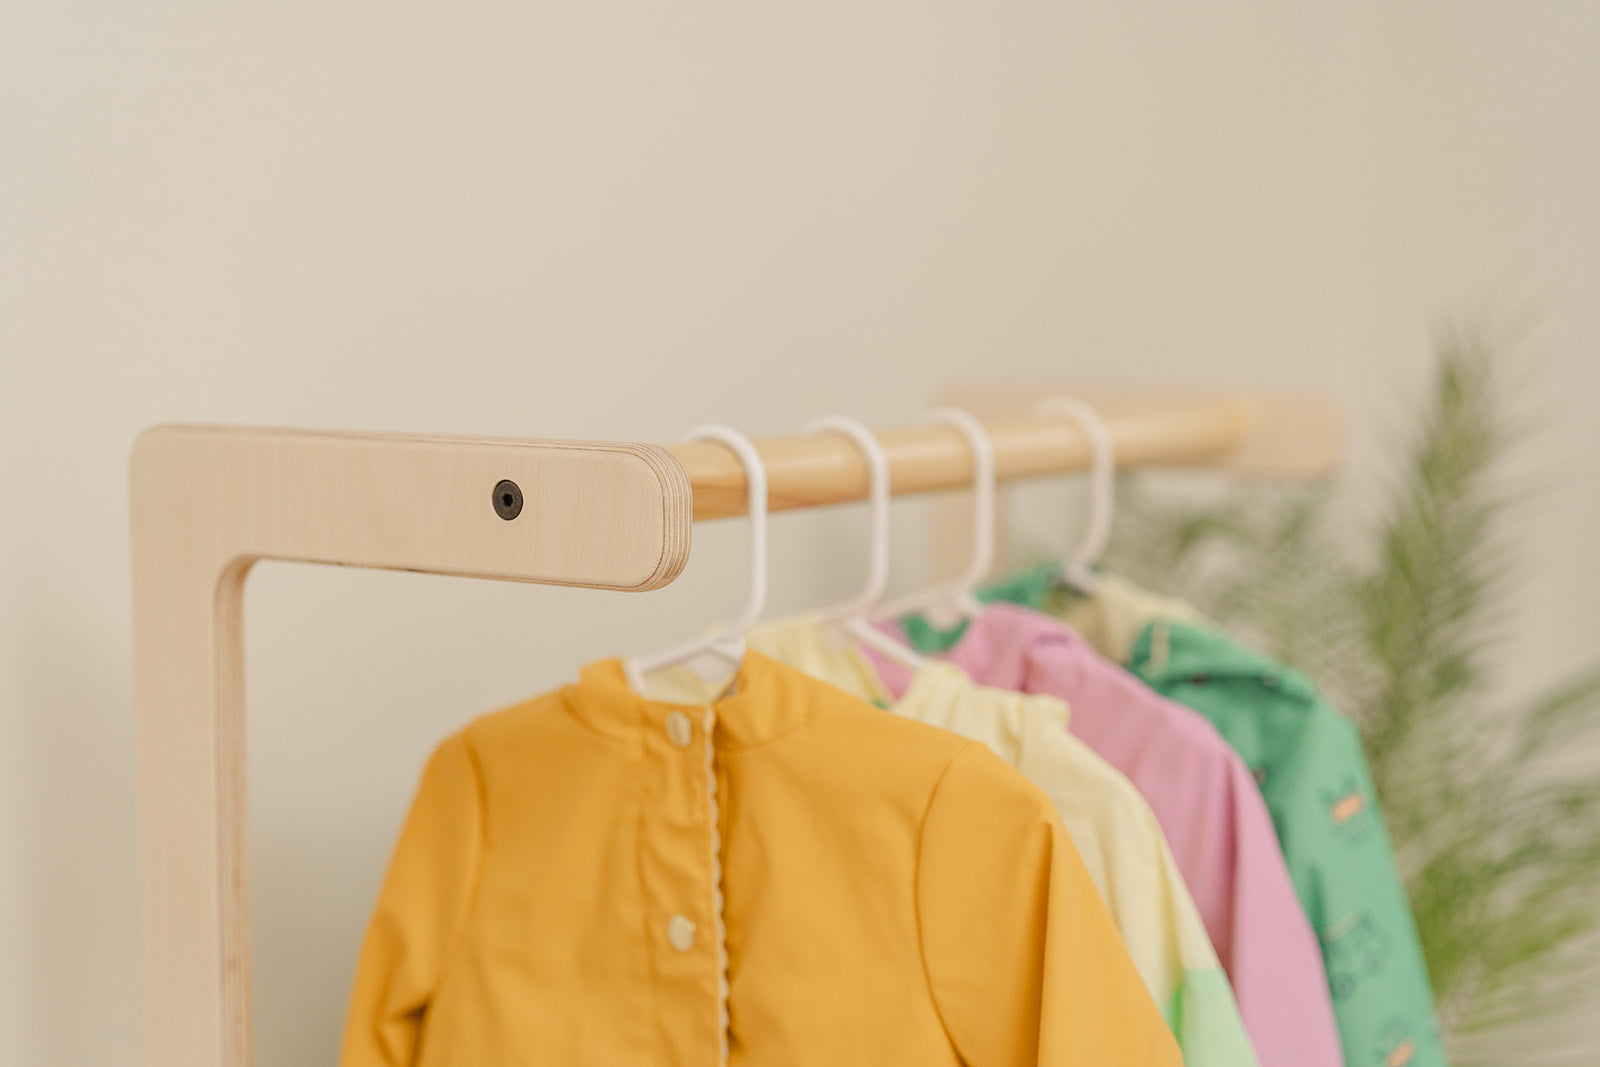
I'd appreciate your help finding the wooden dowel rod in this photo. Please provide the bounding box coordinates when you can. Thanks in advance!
[671,399,1252,520]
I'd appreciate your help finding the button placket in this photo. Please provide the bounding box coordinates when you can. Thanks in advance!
[637,702,722,1060]
[662,708,703,955]
[658,712,703,955]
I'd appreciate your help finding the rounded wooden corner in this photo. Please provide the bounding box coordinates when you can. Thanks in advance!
[620,443,694,592]
[128,423,185,489]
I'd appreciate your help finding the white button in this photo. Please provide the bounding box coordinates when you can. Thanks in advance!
[665,711,694,748]
[667,914,697,952]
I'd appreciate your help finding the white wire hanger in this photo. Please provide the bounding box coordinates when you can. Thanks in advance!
[872,407,996,629]
[623,425,768,696]
[802,415,926,672]
[1036,396,1116,595]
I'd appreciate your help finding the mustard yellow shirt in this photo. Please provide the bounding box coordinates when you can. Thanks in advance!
[747,617,1258,1066]
[340,651,1179,1066]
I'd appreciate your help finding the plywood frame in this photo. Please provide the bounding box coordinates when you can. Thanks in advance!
[130,427,693,1067]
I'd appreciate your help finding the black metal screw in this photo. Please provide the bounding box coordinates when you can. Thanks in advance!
[493,479,523,520]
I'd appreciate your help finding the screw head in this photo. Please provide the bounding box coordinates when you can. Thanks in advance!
[493,479,523,520]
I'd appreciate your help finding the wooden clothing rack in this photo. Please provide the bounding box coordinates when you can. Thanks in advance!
[130,389,1342,1067]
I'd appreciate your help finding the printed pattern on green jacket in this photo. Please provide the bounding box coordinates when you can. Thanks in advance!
[1124,620,1446,1067]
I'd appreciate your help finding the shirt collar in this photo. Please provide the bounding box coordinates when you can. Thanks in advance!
[743,615,1074,756]
[564,651,820,749]
[875,602,1086,697]
[895,660,1069,767]
[1132,618,1319,702]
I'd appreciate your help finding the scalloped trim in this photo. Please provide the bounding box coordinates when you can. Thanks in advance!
[702,706,730,1065]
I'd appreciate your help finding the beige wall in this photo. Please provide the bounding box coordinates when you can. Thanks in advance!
[2,3,1596,1064]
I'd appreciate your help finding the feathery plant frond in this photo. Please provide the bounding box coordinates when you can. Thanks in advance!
[1099,324,1600,1063]
[1358,331,1509,803]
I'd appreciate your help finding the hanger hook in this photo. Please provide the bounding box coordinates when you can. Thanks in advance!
[927,406,995,610]
[802,415,890,618]
[1035,396,1115,591]
[622,424,768,694]
[684,424,769,632]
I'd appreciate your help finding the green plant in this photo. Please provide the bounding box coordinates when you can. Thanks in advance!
[1096,328,1600,1061]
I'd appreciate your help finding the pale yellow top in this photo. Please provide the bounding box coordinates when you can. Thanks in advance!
[340,651,1180,1066]
[748,616,1254,1062]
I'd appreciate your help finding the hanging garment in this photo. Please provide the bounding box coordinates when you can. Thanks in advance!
[340,651,1179,1067]
[885,602,1342,1067]
[981,564,1448,1067]
[746,618,1257,1067]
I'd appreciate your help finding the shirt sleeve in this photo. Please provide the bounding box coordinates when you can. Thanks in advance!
[1217,742,1345,1067]
[1271,711,1448,1067]
[339,732,485,1067]
[1124,797,1261,1067]
[916,744,1180,1067]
